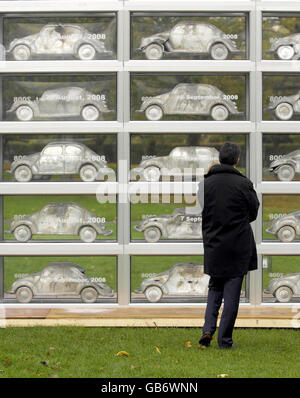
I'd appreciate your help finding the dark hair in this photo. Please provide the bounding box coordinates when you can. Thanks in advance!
[219,142,241,165]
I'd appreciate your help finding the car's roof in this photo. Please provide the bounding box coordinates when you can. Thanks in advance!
[42,202,86,210]
[43,23,85,30]
[45,141,87,148]
[174,21,219,29]
[43,262,85,272]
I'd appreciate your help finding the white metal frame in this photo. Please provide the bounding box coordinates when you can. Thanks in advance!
[0,0,299,309]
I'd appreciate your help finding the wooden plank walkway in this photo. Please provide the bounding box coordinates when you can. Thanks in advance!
[1,306,299,328]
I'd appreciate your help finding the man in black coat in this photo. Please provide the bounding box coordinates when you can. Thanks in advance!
[197,142,260,349]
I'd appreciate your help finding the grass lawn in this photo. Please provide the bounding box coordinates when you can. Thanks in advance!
[0,327,299,378]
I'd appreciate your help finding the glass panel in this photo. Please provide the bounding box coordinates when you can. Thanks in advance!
[263,74,300,121]
[263,194,300,242]
[131,255,248,303]
[262,13,300,61]
[3,13,117,61]
[263,134,300,182]
[4,256,117,303]
[131,12,247,60]
[2,134,117,182]
[130,133,248,181]
[3,194,117,242]
[131,73,247,121]
[262,256,300,303]
[2,73,117,121]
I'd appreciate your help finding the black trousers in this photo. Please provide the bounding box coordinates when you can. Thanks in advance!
[203,275,244,348]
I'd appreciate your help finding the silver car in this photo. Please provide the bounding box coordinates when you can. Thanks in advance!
[135,262,209,303]
[264,272,300,302]
[267,34,300,60]
[8,141,115,182]
[6,23,112,61]
[266,91,300,121]
[9,202,113,243]
[138,21,242,60]
[134,206,202,242]
[131,146,219,182]
[266,211,300,242]
[7,86,111,121]
[269,149,300,181]
[8,262,114,303]
[136,83,241,121]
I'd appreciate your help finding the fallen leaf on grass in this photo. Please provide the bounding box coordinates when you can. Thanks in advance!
[217,374,229,378]
[130,365,135,369]
[49,347,55,351]
[185,341,192,348]
[99,367,105,371]
[115,351,130,357]
[4,360,9,366]
[155,346,161,354]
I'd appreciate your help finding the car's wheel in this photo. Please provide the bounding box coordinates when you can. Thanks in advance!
[143,166,161,182]
[275,102,294,120]
[144,285,163,303]
[77,44,96,60]
[14,165,33,182]
[274,286,293,303]
[81,105,99,121]
[13,225,32,242]
[276,165,295,181]
[277,226,296,242]
[145,105,163,121]
[81,287,98,303]
[211,104,229,121]
[210,43,229,60]
[16,105,34,121]
[276,45,295,60]
[12,45,31,61]
[144,226,161,243]
[15,286,33,303]
[145,43,164,60]
[79,226,97,243]
[79,164,97,182]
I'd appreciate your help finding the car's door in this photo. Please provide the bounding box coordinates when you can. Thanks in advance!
[36,204,61,234]
[164,85,191,114]
[34,25,61,54]
[63,205,83,235]
[38,145,64,174]
[37,267,64,294]
[64,144,83,174]
[62,26,82,53]
[294,152,300,173]
[194,147,214,175]
[61,267,81,294]
[168,147,193,174]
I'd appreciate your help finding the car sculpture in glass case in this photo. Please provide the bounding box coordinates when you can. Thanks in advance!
[131,146,219,181]
[264,271,300,302]
[7,86,111,121]
[136,83,241,121]
[134,262,209,302]
[8,262,114,303]
[138,21,242,60]
[266,91,300,121]
[8,141,115,182]
[6,23,112,61]
[266,211,300,242]
[134,206,202,242]
[267,33,300,60]
[269,149,300,181]
[9,202,113,243]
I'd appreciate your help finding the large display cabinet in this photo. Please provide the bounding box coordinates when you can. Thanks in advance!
[0,0,299,309]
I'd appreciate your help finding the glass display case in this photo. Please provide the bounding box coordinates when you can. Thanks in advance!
[263,74,300,121]
[263,134,300,182]
[1,133,117,182]
[263,195,300,243]
[262,13,300,61]
[262,256,300,303]
[3,194,117,242]
[1,73,117,121]
[2,255,117,303]
[131,73,248,121]
[130,12,248,60]
[130,133,248,182]
[2,13,117,61]
[130,255,249,303]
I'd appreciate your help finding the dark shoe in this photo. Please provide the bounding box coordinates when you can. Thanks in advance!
[199,333,213,347]
[219,344,235,350]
